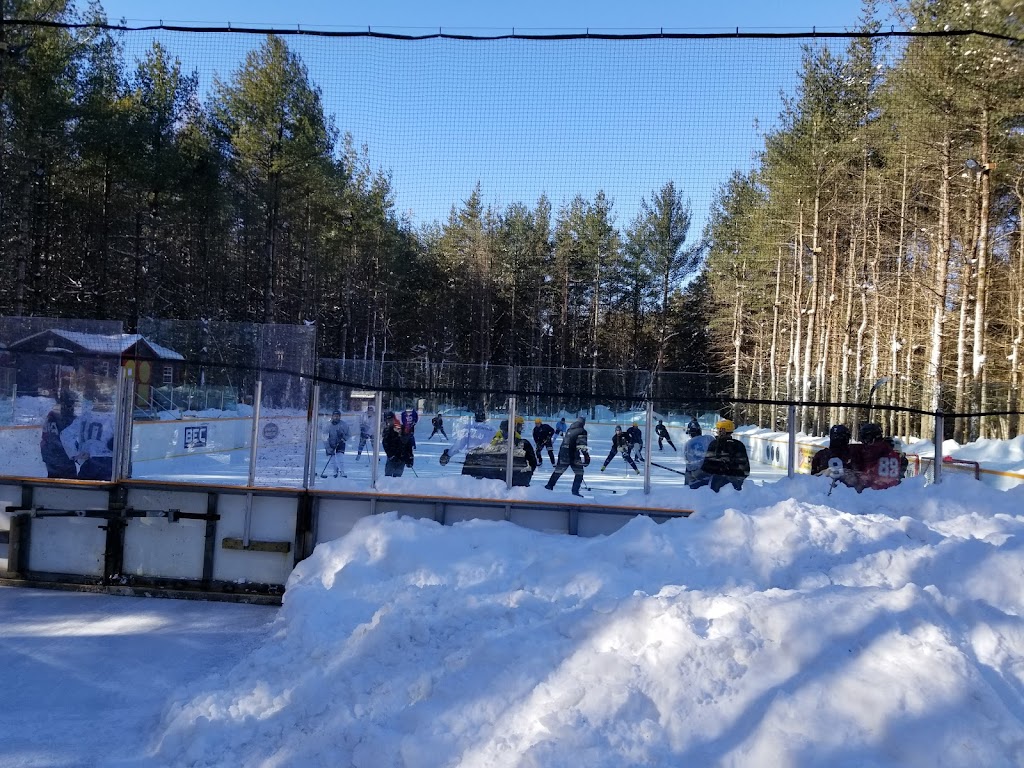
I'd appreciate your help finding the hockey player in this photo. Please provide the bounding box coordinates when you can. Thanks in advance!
[355,407,375,459]
[544,416,590,496]
[532,418,556,467]
[40,390,78,479]
[682,421,714,484]
[440,410,497,465]
[480,415,538,473]
[689,419,750,492]
[61,400,115,481]
[655,419,677,451]
[625,422,644,463]
[600,425,639,474]
[324,410,350,478]
[382,412,414,477]
[810,424,858,489]
[849,423,904,491]
[428,412,448,440]
[400,405,419,449]
[554,417,568,441]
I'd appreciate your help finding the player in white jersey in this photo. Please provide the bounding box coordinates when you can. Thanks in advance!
[60,400,116,480]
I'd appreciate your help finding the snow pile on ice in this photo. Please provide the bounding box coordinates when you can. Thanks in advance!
[147,475,1024,767]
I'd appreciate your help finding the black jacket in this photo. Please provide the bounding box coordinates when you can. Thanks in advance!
[558,419,589,465]
[382,427,414,466]
[810,443,855,476]
[625,425,643,446]
[533,423,555,447]
[700,436,750,478]
[610,431,631,451]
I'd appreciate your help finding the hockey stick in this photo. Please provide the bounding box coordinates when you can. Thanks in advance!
[865,376,891,422]
[581,480,623,494]
[650,460,688,477]
[319,452,336,478]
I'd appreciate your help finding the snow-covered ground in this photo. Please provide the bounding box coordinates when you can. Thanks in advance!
[3,472,1023,767]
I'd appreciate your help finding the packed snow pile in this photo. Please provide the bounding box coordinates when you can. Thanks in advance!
[145,476,1024,767]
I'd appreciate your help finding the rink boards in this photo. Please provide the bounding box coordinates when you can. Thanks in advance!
[0,478,690,603]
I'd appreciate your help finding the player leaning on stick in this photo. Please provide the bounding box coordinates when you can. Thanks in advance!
[532,418,556,467]
[324,410,350,477]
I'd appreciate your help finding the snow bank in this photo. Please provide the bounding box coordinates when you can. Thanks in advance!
[145,475,1024,767]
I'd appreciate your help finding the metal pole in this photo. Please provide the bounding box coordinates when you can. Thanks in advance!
[371,390,383,489]
[305,384,320,488]
[643,401,653,495]
[243,380,263,549]
[933,410,944,485]
[787,404,797,478]
[506,396,517,490]
[247,380,262,487]
[112,365,134,481]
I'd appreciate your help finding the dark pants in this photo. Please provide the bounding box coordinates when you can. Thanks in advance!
[385,458,406,477]
[357,434,371,456]
[689,472,744,492]
[536,440,556,466]
[545,459,585,494]
[658,436,676,451]
[603,446,638,471]
[78,457,113,481]
[45,458,78,479]
[429,426,448,439]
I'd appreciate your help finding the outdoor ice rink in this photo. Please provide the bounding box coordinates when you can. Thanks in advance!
[127,416,786,496]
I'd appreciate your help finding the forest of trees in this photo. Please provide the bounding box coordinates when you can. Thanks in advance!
[703,0,1024,439]
[0,2,711,387]
[2,1,1022,438]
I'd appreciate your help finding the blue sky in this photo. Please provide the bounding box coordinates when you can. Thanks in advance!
[95,1,875,232]
[100,1,871,33]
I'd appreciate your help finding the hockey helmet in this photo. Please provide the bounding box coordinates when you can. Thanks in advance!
[534,417,542,424]
[632,421,639,427]
[859,423,883,443]
[828,424,851,444]
[614,425,622,432]
[331,410,341,421]
[715,419,736,432]
[686,422,702,437]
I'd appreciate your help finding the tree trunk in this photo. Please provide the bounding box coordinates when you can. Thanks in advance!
[971,109,991,438]
[769,245,783,429]
[926,133,954,434]
[800,194,820,433]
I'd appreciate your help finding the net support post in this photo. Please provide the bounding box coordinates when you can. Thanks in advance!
[247,379,263,487]
[933,410,944,485]
[370,390,383,490]
[506,396,517,490]
[643,401,653,495]
[243,380,263,548]
[787,404,797,479]
[305,384,320,489]
[113,364,134,482]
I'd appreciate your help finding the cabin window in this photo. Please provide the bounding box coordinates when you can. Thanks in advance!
[163,365,173,386]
